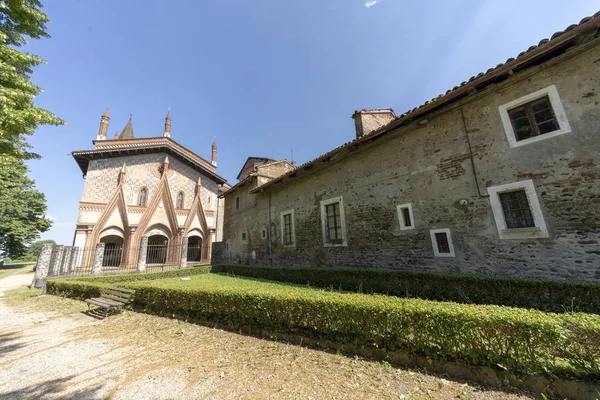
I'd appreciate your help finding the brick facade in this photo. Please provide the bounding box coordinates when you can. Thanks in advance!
[220,35,600,281]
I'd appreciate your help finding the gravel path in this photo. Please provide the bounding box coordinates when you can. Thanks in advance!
[0,274,216,400]
[0,274,533,400]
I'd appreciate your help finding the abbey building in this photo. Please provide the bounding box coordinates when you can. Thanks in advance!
[71,110,227,268]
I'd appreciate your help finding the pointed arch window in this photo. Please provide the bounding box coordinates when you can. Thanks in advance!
[176,191,184,209]
[138,187,148,207]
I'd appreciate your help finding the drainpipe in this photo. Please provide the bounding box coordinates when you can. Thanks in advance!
[267,191,273,266]
[461,108,490,198]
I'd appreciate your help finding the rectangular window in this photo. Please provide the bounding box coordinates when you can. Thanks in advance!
[283,214,292,244]
[430,228,455,257]
[498,190,535,229]
[487,180,549,239]
[508,96,559,142]
[499,85,571,148]
[262,230,266,238]
[396,203,414,230]
[241,232,246,241]
[235,197,240,210]
[325,203,342,243]
[320,197,347,246]
[280,210,295,246]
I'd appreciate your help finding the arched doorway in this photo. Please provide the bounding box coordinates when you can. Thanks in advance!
[187,236,203,262]
[147,235,168,265]
[100,234,124,267]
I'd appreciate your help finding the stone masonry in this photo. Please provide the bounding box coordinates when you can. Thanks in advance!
[221,32,600,281]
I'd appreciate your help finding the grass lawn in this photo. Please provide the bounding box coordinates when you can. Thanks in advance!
[0,263,35,280]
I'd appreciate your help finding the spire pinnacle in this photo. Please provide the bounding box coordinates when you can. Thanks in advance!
[211,138,217,167]
[164,109,171,138]
[96,108,110,140]
[118,117,134,139]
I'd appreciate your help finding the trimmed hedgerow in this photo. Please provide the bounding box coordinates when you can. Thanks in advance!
[48,274,600,375]
[46,266,211,299]
[211,265,600,314]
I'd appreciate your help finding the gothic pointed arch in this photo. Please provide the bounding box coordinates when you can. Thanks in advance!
[183,189,209,238]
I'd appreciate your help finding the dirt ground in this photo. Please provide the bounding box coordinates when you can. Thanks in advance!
[0,273,536,399]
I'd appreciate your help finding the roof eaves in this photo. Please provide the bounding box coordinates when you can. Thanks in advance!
[250,13,600,194]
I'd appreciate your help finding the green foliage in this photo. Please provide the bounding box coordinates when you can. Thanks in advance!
[12,253,37,262]
[26,239,55,256]
[212,265,600,314]
[0,155,52,258]
[0,0,65,160]
[46,266,212,298]
[48,273,600,376]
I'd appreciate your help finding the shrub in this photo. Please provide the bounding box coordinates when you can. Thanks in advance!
[124,275,600,375]
[212,265,600,314]
[71,266,211,284]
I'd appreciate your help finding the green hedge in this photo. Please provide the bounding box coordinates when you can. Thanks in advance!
[125,276,600,375]
[46,266,211,299]
[212,265,600,314]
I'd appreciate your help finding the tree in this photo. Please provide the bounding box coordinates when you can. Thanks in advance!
[27,238,56,256]
[0,0,65,161]
[0,155,52,258]
[0,1,63,257]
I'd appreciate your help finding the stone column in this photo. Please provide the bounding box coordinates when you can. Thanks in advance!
[49,245,64,277]
[180,236,188,269]
[137,236,149,273]
[92,243,105,275]
[61,246,73,275]
[34,244,53,280]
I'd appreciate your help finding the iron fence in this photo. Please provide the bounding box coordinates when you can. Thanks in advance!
[44,242,211,279]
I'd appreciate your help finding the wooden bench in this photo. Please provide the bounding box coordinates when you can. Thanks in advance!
[85,287,135,317]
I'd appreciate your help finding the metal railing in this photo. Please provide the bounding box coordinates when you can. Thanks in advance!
[42,242,211,279]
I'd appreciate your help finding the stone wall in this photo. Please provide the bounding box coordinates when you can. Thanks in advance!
[222,39,600,280]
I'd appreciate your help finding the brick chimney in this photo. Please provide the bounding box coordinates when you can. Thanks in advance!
[351,109,396,139]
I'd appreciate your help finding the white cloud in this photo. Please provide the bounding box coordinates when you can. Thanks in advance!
[364,0,381,8]
[46,214,58,221]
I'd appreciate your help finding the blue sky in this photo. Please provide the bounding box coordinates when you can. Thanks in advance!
[24,0,599,245]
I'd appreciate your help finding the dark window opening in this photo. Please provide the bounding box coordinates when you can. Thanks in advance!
[435,232,451,254]
[139,188,147,206]
[402,207,412,227]
[242,232,246,241]
[236,197,240,210]
[325,202,343,243]
[508,96,559,142]
[283,214,293,245]
[262,230,266,238]
[499,189,535,229]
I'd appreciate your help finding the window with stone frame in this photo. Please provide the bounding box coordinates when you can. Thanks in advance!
[396,203,414,230]
[320,196,347,246]
[507,96,559,142]
[499,85,571,149]
[498,189,535,229]
[487,180,549,239]
[176,192,184,209]
[138,187,148,207]
[429,228,455,257]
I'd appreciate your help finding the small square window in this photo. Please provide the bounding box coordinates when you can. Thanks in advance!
[235,197,240,210]
[488,180,549,239]
[280,210,295,246]
[499,85,571,148]
[320,196,347,247]
[396,203,414,230]
[430,229,455,257]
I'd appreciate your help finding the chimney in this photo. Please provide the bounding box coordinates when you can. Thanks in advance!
[351,109,396,139]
